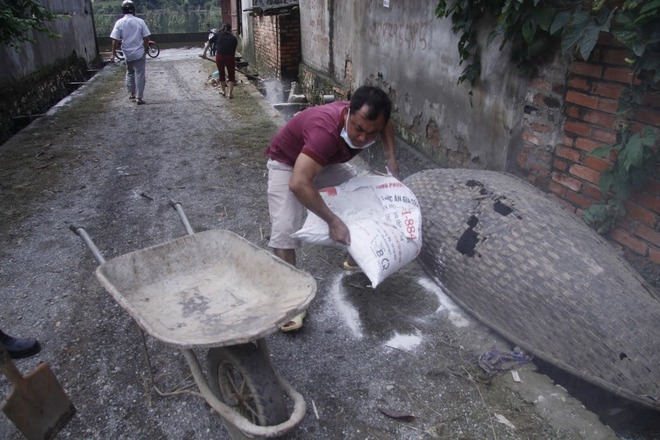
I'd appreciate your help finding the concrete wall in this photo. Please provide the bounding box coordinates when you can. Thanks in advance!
[0,0,98,83]
[241,0,256,66]
[299,0,531,171]
[0,0,99,143]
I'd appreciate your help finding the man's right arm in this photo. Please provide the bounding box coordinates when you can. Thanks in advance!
[111,39,118,61]
[289,153,351,245]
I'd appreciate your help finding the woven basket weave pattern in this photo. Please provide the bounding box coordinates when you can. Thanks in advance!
[404,168,660,410]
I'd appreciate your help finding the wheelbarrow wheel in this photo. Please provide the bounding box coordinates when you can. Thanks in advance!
[207,343,288,439]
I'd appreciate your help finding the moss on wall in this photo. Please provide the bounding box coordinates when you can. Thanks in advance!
[0,55,92,145]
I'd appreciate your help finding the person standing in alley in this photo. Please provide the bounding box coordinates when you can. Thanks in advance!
[210,23,238,99]
[264,85,399,332]
[110,0,151,105]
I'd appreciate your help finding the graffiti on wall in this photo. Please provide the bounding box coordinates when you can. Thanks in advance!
[304,17,329,49]
[368,20,432,51]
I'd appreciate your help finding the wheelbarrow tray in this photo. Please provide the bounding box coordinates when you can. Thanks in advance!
[95,229,316,349]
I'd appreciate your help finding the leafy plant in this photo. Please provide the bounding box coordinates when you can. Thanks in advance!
[586,125,658,232]
[435,0,659,233]
[0,0,62,50]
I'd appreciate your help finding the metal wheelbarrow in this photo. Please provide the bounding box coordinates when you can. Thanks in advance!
[71,202,316,439]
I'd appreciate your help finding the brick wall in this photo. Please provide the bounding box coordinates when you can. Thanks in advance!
[251,9,301,80]
[518,33,660,281]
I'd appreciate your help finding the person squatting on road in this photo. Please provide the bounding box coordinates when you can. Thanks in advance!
[110,0,151,105]
[210,23,238,99]
[264,85,400,332]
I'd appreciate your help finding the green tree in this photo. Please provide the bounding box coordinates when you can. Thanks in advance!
[0,0,61,50]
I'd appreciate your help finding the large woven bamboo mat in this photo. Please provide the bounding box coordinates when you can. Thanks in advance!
[404,168,659,411]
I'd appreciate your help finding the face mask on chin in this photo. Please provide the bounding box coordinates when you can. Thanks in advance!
[341,112,376,150]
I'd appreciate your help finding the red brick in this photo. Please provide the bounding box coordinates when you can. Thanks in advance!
[649,247,660,264]
[609,227,648,255]
[583,155,612,172]
[530,93,545,106]
[618,216,637,231]
[566,189,595,208]
[571,62,603,78]
[548,180,567,197]
[566,91,599,109]
[555,196,578,213]
[570,163,601,184]
[564,121,592,137]
[630,192,660,214]
[645,178,660,194]
[552,84,565,95]
[582,182,604,200]
[603,67,634,84]
[624,200,656,227]
[641,94,660,108]
[556,145,582,162]
[565,106,581,119]
[602,48,632,66]
[517,146,531,167]
[525,159,552,176]
[597,98,619,115]
[634,107,660,128]
[530,122,552,133]
[568,77,591,92]
[522,130,541,146]
[635,224,660,247]
[582,111,617,129]
[552,172,582,191]
[575,137,604,153]
[586,46,602,63]
[593,83,625,100]
[591,128,617,144]
[561,135,575,147]
[531,78,554,91]
[553,158,568,171]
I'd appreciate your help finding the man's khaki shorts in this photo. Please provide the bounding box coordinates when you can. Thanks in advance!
[266,159,357,249]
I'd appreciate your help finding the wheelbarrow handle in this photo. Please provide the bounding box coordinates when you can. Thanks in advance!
[69,225,107,264]
[169,200,195,236]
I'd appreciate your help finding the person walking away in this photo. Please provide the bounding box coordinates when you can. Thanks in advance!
[110,0,151,105]
[210,23,238,99]
[264,85,400,332]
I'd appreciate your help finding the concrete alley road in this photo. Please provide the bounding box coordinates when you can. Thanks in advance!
[0,48,652,439]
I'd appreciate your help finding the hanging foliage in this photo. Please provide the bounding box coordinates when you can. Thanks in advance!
[0,0,62,50]
[435,0,659,234]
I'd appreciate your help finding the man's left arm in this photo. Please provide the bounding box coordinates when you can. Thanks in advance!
[381,120,400,177]
[142,21,151,53]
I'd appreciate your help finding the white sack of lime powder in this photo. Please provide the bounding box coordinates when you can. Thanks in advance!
[291,175,422,287]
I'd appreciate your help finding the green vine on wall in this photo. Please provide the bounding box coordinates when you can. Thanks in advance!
[0,0,63,50]
[435,0,659,234]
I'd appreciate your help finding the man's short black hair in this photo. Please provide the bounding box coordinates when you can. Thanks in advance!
[349,86,391,122]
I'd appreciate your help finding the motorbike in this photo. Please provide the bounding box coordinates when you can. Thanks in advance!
[206,28,220,57]
[114,39,160,60]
